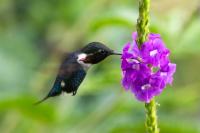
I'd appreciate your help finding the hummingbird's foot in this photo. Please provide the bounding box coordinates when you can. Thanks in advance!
[72,91,77,96]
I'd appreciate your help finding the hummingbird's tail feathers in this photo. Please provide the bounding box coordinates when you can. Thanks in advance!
[33,95,50,105]
[34,77,63,105]
[48,77,63,96]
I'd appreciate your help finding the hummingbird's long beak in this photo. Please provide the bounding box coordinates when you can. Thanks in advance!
[111,51,122,55]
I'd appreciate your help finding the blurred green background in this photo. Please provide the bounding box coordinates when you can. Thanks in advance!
[0,0,200,133]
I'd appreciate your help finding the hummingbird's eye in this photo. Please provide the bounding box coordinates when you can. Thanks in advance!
[99,49,105,54]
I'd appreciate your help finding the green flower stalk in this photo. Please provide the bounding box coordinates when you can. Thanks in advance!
[121,0,176,133]
[137,0,150,48]
[136,0,159,133]
[145,99,159,133]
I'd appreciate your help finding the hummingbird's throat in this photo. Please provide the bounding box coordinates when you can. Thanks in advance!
[77,53,91,70]
[78,53,87,61]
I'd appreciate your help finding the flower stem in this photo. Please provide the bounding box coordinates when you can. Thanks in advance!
[136,0,159,132]
[145,99,159,133]
[136,0,150,48]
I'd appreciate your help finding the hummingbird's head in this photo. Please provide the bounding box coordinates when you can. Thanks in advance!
[78,42,121,64]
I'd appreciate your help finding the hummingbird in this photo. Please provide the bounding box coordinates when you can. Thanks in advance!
[35,42,121,104]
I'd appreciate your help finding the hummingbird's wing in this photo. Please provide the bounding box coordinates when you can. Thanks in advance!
[34,53,86,105]
[62,68,86,95]
[58,58,87,94]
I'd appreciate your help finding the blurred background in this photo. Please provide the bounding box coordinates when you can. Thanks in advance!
[0,0,200,133]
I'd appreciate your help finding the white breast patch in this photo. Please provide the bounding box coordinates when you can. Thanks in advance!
[77,53,92,71]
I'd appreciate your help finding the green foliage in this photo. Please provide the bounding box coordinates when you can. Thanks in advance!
[0,0,200,133]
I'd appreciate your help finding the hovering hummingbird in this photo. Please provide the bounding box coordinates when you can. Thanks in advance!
[35,42,121,104]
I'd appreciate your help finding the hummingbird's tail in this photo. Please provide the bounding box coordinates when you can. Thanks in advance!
[33,95,50,105]
[34,77,63,105]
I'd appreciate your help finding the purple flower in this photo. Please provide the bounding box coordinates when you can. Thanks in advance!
[121,32,176,103]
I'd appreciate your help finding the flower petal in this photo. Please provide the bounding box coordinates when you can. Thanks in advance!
[121,32,176,103]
